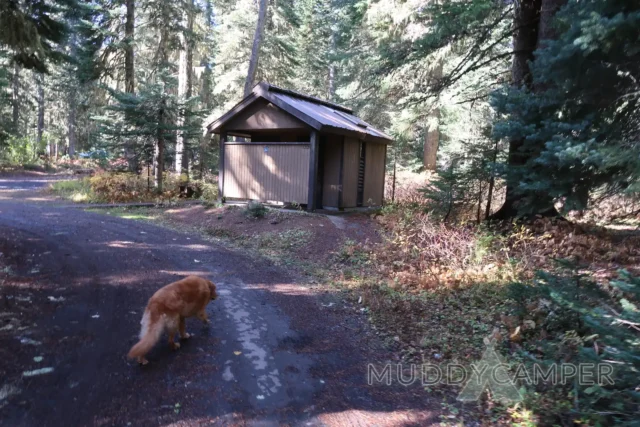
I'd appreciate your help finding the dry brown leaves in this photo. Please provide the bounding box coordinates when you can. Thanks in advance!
[367,210,640,293]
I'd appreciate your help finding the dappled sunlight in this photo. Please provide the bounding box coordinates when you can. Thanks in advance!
[104,240,211,252]
[157,409,435,427]
[72,273,157,287]
[315,409,434,426]
[243,282,319,297]
[106,240,142,249]
[159,270,214,277]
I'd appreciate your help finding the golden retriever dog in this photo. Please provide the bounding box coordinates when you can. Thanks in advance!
[128,275,218,365]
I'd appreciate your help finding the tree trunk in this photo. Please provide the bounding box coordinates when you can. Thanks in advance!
[244,0,268,96]
[485,139,498,219]
[36,73,45,155]
[491,0,543,219]
[12,62,19,133]
[423,60,443,171]
[476,181,483,224]
[156,106,165,193]
[67,89,77,158]
[327,29,336,100]
[155,20,169,192]
[175,0,193,177]
[124,0,137,172]
[423,122,439,171]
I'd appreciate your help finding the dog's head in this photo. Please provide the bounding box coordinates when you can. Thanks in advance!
[207,281,218,301]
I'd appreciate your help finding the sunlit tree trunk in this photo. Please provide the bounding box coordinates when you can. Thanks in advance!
[156,107,165,192]
[423,60,442,171]
[423,119,439,171]
[244,0,268,96]
[12,62,19,133]
[36,73,45,155]
[176,0,194,177]
[327,29,336,100]
[67,90,77,158]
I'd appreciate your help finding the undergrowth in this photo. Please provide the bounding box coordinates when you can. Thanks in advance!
[49,172,218,204]
[329,190,640,425]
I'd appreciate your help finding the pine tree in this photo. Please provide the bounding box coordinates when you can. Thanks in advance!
[0,0,75,73]
[492,0,640,215]
[512,264,640,425]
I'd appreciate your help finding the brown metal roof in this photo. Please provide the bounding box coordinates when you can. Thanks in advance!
[207,82,393,144]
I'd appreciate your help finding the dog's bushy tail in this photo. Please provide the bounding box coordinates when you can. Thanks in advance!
[128,309,163,360]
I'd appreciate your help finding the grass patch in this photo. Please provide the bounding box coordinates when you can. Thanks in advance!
[251,228,311,252]
[85,207,159,221]
[49,179,94,202]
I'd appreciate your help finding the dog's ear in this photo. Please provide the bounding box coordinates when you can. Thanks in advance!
[208,281,217,300]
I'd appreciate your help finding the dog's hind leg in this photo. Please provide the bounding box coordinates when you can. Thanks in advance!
[179,316,191,339]
[167,316,181,350]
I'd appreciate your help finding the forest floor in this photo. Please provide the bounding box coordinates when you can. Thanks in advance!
[0,175,450,426]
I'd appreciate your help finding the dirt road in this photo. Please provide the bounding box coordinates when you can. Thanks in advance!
[0,176,438,426]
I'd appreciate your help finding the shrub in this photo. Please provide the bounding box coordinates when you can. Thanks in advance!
[89,173,153,203]
[507,264,640,426]
[244,201,267,218]
[1,136,41,165]
[190,180,218,204]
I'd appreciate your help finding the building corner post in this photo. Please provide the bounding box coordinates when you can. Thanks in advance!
[307,130,319,211]
[218,131,227,202]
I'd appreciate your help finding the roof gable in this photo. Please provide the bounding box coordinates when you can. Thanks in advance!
[224,98,307,131]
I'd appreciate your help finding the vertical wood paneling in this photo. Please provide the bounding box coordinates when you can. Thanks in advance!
[224,144,310,204]
[341,138,359,208]
[363,142,386,206]
[322,136,342,208]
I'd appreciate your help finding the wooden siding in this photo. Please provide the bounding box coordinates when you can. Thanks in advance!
[225,99,307,132]
[363,142,386,206]
[341,137,359,208]
[224,144,309,203]
[322,136,342,208]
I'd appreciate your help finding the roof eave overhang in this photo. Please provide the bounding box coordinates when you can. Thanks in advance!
[320,125,394,144]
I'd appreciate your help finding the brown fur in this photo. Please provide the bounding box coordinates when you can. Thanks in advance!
[128,275,218,365]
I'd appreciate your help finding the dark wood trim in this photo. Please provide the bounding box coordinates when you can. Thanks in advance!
[262,82,353,114]
[319,124,393,145]
[257,90,324,131]
[218,131,227,201]
[338,136,345,209]
[225,141,310,146]
[307,130,319,211]
[381,143,388,206]
[226,132,252,138]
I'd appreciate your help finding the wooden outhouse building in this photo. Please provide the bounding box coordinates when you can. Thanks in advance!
[206,82,393,211]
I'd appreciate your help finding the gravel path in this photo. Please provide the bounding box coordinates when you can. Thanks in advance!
[0,176,438,426]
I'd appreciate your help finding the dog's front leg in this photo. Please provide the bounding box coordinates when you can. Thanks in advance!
[197,310,210,325]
